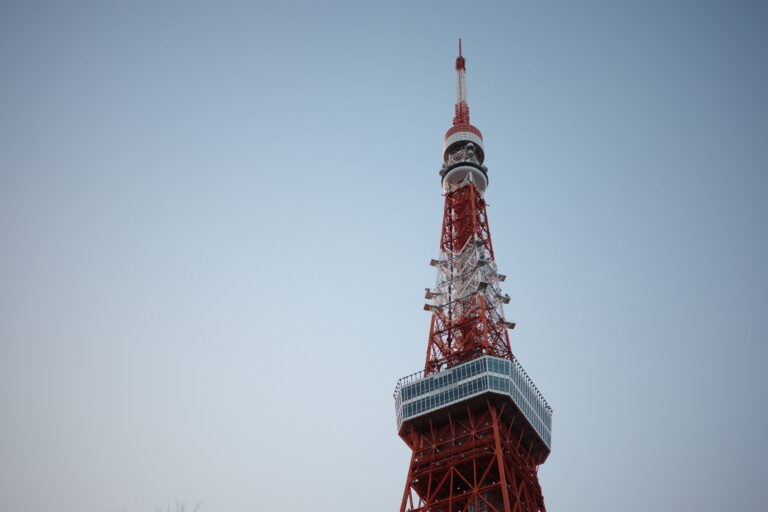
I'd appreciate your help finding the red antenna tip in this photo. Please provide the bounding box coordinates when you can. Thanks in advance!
[456,38,466,71]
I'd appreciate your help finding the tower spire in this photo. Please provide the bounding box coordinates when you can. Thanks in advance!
[453,38,470,127]
[442,41,487,194]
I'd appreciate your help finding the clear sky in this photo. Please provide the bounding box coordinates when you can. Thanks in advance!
[1,1,767,511]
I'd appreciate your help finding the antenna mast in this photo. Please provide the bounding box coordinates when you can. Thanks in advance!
[453,38,470,127]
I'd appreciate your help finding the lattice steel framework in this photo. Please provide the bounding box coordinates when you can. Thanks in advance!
[398,400,546,512]
[424,183,514,376]
[395,41,551,512]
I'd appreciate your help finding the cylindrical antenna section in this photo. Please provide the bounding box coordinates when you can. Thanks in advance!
[456,38,466,71]
[453,39,469,126]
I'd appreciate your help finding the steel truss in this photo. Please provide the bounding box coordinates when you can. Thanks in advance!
[399,400,546,512]
[424,182,513,375]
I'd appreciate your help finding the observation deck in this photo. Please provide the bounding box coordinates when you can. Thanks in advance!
[394,355,552,457]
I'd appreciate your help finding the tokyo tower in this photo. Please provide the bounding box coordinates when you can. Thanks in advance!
[394,41,552,512]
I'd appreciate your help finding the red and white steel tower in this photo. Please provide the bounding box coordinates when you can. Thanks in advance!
[394,41,552,512]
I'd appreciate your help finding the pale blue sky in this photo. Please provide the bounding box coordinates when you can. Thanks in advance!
[1,1,767,511]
